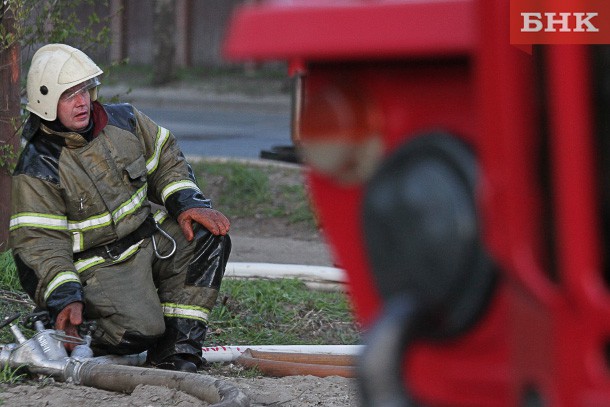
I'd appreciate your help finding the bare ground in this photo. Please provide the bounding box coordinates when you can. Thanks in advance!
[0,374,360,407]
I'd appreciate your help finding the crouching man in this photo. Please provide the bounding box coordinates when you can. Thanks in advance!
[10,44,231,373]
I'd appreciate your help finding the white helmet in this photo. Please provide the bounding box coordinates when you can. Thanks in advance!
[26,44,103,121]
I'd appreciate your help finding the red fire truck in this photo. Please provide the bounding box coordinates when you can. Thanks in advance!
[224,1,610,405]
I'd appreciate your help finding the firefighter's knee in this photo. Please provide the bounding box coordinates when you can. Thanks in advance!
[91,312,165,355]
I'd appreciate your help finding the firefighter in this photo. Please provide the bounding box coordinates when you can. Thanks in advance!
[9,44,231,373]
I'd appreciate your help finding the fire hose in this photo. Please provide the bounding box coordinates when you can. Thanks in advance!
[0,313,250,407]
[235,349,357,378]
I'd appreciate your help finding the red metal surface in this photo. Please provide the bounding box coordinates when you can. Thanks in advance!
[304,60,478,326]
[224,0,475,61]
[515,45,610,406]
[478,0,610,402]
[476,2,557,405]
[224,0,610,405]
[300,51,512,407]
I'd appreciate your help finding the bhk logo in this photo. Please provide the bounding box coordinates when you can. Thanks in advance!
[521,12,598,32]
[511,0,610,44]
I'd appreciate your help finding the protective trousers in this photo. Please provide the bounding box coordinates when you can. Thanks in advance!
[78,216,231,365]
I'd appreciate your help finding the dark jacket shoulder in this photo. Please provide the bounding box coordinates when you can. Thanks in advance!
[13,134,62,185]
[103,103,137,132]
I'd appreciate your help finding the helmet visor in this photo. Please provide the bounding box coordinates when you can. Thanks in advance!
[60,77,101,102]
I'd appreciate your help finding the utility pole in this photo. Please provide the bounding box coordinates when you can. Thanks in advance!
[0,3,21,249]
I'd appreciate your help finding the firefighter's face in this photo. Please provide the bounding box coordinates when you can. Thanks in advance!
[57,85,91,131]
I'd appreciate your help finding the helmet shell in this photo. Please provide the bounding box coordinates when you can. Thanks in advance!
[26,44,103,121]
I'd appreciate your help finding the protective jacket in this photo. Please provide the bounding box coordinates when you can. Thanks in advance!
[10,101,211,318]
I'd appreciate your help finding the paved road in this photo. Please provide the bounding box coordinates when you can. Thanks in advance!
[141,105,291,159]
[100,85,293,159]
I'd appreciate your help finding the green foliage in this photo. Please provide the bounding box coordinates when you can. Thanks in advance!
[0,0,112,52]
[208,279,360,346]
[0,143,17,174]
[0,0,115,172]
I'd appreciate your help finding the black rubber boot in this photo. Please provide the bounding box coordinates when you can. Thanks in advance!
[147,318,207,371]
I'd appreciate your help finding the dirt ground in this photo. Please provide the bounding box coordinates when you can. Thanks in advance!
[0,373,360,406]
[0,160,361,406]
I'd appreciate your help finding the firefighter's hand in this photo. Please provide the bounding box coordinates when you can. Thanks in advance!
[55,302,83,352]
[177,207,230,241]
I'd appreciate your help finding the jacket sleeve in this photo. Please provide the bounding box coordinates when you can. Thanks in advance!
[132,107,212,218]
[9,173,84,317]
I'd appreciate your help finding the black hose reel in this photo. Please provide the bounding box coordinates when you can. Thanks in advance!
[358,132,498,407]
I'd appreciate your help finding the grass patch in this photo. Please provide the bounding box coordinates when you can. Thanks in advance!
[197,161,272,217]
[0,251,19,292]
[0,251,34,345]
[0,364,26,385]
[208,279,360,346]
[191,160,317,228]
[276,184,314,224]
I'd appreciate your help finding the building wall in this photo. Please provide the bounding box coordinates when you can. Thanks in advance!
[190,0,242,67]
[73,0,247,68]
[125,0,155,64]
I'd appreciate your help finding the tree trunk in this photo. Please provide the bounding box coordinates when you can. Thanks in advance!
[0,5,21,250]
[152,0,176,85]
